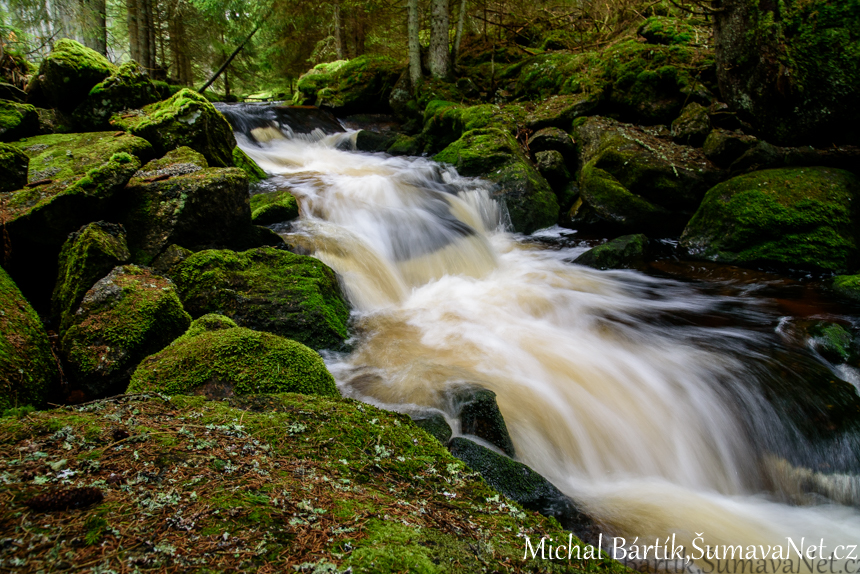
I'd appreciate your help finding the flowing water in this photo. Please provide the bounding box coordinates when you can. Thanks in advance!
[220,104,860,570]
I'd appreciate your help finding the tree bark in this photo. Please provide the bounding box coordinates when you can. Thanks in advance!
[127,0,140,63]
[80,0,107,56]
[453,0,466,67]
[429,0,450,79]
[407,0,421,87]
[334,1,344,59]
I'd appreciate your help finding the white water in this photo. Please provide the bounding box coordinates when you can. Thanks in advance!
[236,124,860,570]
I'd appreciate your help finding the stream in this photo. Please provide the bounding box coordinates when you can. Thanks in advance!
[219,103,860,570]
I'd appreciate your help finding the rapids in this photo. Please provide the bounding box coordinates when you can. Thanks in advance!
[220,104,860,571]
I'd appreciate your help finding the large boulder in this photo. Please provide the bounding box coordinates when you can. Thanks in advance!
[33,39,117,112]
[0,100,39,141]
[671,102,710,147]
[680,167,860,273]
[714,0,860,145]
[434,128,559,234]
[524,93,601,132]
[293,56,404,114]
[73,61,160,130]
[250,189,299,225]
[170,247,350,351]
[568,116,723,234]
[0,267,59,412]
[0,143,28,192]
[231,147,268,184]
[127,314,338,399]
[52,221,130,332]
[120,147,252,264]
[110,88,236,167]
[421,101,524,154]
[60,265,191,397]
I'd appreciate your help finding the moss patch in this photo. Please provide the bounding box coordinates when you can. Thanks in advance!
[294,56,403,114]
[37,39,118,112]
[250,189,299,225]
[0,99,39,142]
[232,147,268,184]
[73,61,160,130]
[0,143,29,192]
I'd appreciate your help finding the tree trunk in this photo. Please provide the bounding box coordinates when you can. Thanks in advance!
[80,0,107,56]
[429,0,450,79]
[334,1,344,59]
[127,0,140,63]
[139,0,152,72]
[453,0,466,67]
[407,0,422,87]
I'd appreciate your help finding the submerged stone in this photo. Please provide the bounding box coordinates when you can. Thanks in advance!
[452,387,515,457]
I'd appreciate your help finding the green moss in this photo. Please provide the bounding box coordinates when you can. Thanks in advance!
[37,39,118,112]
[74,61,160,129]
[808,322,852,363]
[250,189,299,225]
[834,275,860,301]
[294,56,403,114]
[0,143,29,192]
[0,99,39,142]
[171,247,350,350]
[421,101,524,154]
[386,134,421,156]
[574,163,669,231]
[232,147,267,183]
[128,319,338,398]
[0,266,58,412]
[680,167,860,272]
[638,16,709,46]
[574,234,650,270]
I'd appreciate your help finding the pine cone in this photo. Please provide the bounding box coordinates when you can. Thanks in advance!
[24,487,104,512]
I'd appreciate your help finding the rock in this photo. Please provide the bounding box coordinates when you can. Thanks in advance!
[421,101,524,155]
[250,189,299,225]
[0,143,28,192]
[638,16,710,46]
[680,167,860,273]
[702,129,758,167]
[388,70,419,123]
[0,82,26,102]
[574,234,650,270]
[72,61,160,130]
[714,0,860,145]
[60,265,191,397]
[386,134,421,156]
[0,100,39,141]
[52,222,131,333]
[293,56,403,115]
[434,128,559,234]
[150,244,193,275]
[525,93,601,131]
[671,102,710,147]
[35,39,117,112]
[451,387,515,457]
[127,315,338,399]
[170,247,350,351]
[120,147,252,265]
[448,437,596,538]
[110,88,237,168]
[833,275,860,302]
[411,412,453,445]
[354,129,396,153]
[0,266,59,412]
[528,127,576,160]
[569,117,723,234]
[231,147,267,184]
[534,150,570,192]
[806,322,853,364]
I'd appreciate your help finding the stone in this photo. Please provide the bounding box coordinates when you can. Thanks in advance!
[574,234,650,270]
[293,56,404,115]
[452,387,515,457]
[250,189,299,225]
[534,150,570,191]
[35,39,117,112]
[73,61,160,130]
[671,102,710,147]
[702,129,758,167]
[525,93,601,131]
[411,412,453,445]
[528,127,576,160]
[0,99,39,141]
[638,16,710,46]
[0,143,28,192]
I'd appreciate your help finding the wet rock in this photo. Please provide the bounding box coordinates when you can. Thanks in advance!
[150,244,193,276]
[671,102,710,147]
[534,150,570,190]
[61,265,191,397]
[250,189,299,225]
[410,412,453,445]
[0,266,59,412]
[638,16,710,46]
[807,322,853,364]
[52,222,131,333]
[434,128,558,234]
[354,129,396,153]
[452,387,515,457]
[574,234,650,270]
[110,88,236,168]
[833,275,860,303]
[0,143,28,192]
[448,437,597,540]
[231,147,267,184]
[120,147,252,265]
[127,314,338,399]
[34,39,117,112]
[525,93,601,132]
[293,56,403,115]
[702,129,758,167]
[528,127,576,160]
[422,101,524,155]
[170,247,350,351]
[680,167,860,273]
[72,61,159,130]
[386,134,421,156]
[0,99,39,141]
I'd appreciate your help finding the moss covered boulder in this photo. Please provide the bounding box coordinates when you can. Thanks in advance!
[52,221,130,332]
[671,102,710,147]
[60,265,191,397]
[680,167,860,272]
[422,101,525,154]
[110,88,236,167]
[0,267,59,412]
[128,315,337,398]
[0,99,39,141]
[73,61,160,130]
[0,143,29,192]
[434,128,559,234]
[232,146,267,183]
[638,16,711,46]
[35,39,117,112]
[293,56,403,114]
[702,129,758,168]
[250,189,299,225]
[525,93,601,131]
[171,247,350,350]
[568,117,723,234]
[574,234,650,270]
[120,147,252,264]
[714,0,860,145]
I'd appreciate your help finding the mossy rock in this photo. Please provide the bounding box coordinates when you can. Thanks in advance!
[524,93,602,131]
[170,247,350,351]
[0,143,29,192]
[110,88,237,167]
[231,146,267,183]
[411,412,453,444]
[52,221,131,333]
[250,189,299,225]
[833,275,860,302]
[60,265,192,397]
[0,99,39,141]
[534,150,570,191]
[638,16,711,46]
[128,316,338,398]
[73,61,160,130]
[294,56,403,114]
[680,167,860,273]
[150,243,194,275]
[671,102,710,147]
[702,129,758,168]
[120,147,252,265]
[807,321,853,364]
[386,133,421,156]
[354,129,396,153]
[421,101,524,155]
[528,127,576,160]
[0,266,59,412]
[452,387,515,457]
[574,234,650,270]
[36,39,118,112]
[434,128,558,234]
